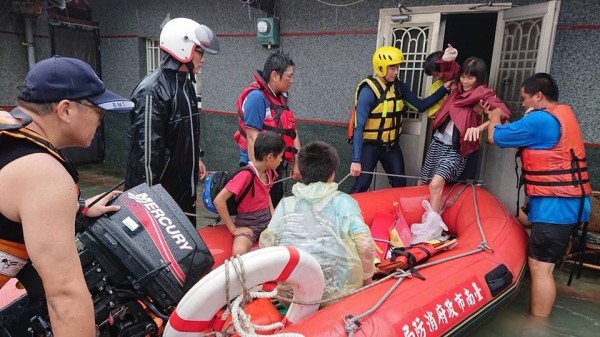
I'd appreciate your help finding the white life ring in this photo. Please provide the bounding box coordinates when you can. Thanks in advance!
[163,246,325,336]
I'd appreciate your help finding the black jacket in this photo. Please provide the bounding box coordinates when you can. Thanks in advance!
[125,56,200,212]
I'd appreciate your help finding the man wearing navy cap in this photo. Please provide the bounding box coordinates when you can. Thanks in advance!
[0,56,133,336]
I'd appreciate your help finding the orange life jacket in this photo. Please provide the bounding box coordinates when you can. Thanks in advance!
[520,104,591,198]
[233,72,297,162]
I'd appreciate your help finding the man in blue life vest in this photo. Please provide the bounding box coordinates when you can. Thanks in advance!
[234,51,301,207]
[0,56,133,336]
[486,73,591,318]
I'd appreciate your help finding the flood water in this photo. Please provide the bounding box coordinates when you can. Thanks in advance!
[471,270,600,337]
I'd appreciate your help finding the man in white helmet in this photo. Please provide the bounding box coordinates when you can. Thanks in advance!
[125,18,220,224]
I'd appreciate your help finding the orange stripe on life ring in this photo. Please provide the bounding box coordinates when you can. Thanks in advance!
[275,246,300,282]
[168,310,211,333]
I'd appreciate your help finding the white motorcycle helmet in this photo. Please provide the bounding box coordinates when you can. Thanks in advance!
[160,18,220,63]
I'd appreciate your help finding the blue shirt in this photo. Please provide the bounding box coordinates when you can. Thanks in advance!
[493,111,590,224]
[239,90,269,164]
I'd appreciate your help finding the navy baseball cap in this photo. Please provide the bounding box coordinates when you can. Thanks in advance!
[18,56,134,113]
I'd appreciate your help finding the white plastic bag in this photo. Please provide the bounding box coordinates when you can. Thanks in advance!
[410,200,448,244]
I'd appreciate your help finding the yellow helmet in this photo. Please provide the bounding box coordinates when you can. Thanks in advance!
[372,46,404,77]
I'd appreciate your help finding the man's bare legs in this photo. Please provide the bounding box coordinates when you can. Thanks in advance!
[528,257,556,317]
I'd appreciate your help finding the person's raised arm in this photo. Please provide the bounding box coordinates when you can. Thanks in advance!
[481,90,511,118]
[17,154,95,337]
[400,80,451,112]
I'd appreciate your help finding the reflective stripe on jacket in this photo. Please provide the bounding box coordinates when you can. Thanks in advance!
[355,76,405,144]
[124,57,201,205]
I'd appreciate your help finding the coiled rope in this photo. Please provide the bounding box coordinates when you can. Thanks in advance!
[219,255,304,337]
[340,175,493,336]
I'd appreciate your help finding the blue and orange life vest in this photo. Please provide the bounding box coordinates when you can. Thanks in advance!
[233,72,297,163]
[520,104,591,198]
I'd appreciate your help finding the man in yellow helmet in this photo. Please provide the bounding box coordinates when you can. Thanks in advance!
[349,46,452,192]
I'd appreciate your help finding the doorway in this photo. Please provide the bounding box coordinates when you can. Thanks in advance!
[374,2,560,209]
[442,13,497,77]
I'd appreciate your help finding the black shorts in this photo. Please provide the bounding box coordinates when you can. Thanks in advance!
[528,222,576,263]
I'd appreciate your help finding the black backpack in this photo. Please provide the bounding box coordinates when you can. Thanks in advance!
[206,166,255,216]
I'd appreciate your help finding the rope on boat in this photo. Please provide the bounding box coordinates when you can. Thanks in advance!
[221,255,305,337]
[342,179,493,335]
[230,289,304,337]
[344,270,412,336]
[274,268,412,306]
[337,170,485,186]
[337,172,353,185]
[337,171,423,186]
[441,181,493,252]
[416,247,485,270]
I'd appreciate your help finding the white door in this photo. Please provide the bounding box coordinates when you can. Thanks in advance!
[372,12,441,189]
[481,1,561,210]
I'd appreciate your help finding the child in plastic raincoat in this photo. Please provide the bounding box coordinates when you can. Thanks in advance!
[259,141,375,304]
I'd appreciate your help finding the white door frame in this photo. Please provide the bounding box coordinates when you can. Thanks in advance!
[482,1,561,209]
[376,2,560,208]
[372,12,442,188]
[374,4,509,189]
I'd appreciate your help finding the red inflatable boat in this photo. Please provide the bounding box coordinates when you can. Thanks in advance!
[0,185,527,337]
[188,185,528,337]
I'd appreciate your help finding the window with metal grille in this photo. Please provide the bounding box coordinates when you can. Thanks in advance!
[392,26,430,119]
[146,38,161,74]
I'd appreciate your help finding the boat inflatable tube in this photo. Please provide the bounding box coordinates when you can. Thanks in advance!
[163,246,325,336]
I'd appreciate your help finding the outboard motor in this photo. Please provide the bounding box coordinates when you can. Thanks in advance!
[0,183,214,336]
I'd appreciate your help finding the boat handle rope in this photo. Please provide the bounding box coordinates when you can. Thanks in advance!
[340,175,494,336]
[231,288,303,337]
[337,170,485,186]
[219,255,305,337]
[344,270,412,337]
[442,181,493,252]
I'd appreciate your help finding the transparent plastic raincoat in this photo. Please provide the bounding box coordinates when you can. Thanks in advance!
[260,182,374,303]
